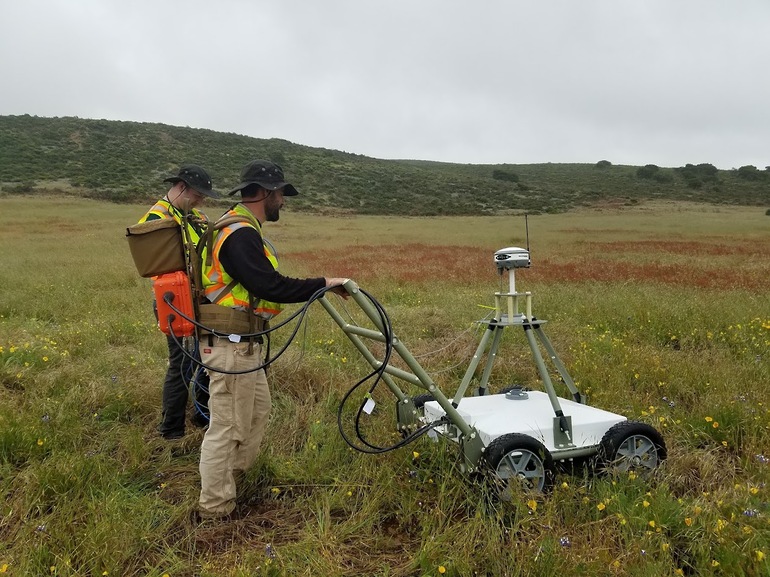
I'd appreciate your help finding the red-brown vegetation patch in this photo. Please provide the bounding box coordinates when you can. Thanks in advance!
[292,243,488,284]
[578,239,770,257]
[293,242,768,291]
[528,259,767,290]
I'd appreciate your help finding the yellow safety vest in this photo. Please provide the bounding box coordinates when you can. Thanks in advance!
[203,204,284,319]
[138,198,206,245]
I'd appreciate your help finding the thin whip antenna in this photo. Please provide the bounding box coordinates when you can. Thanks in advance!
[525,213,530,257]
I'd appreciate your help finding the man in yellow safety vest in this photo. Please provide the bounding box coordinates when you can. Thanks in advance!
[138,164,219,440]
[196,159,347,520]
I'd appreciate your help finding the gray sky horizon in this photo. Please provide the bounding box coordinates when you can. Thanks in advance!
[2,0,769,170]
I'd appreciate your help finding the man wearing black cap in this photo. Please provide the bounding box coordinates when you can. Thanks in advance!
[196,159,347,520]
[138,164,219,440]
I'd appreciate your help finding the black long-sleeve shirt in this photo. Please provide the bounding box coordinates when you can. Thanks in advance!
[219,227,325,303]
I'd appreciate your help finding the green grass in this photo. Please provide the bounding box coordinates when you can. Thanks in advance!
[1,197,769,576]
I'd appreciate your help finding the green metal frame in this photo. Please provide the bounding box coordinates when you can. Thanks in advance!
[320,279,586,471]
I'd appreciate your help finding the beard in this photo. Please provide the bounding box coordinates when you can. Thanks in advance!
[264,194,282,222]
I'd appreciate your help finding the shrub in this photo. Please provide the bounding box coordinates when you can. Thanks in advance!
[595,160,612,169]
[676,163,719,187]
[492,169,519,183]
[636,164,660,179]
[736,165,765,181]
[5,181,36,193]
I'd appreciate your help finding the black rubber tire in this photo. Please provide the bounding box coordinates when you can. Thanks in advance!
[596,421,667,475]
[482,433,556,494]
[412,393,436,411]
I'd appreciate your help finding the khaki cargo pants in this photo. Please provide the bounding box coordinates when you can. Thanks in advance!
[198,336,270,517]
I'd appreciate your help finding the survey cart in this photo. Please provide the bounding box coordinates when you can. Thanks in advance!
[321,247,666,491]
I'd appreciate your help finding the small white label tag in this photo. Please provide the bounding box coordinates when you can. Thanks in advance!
[363,397,376,414]
[228,334,241,343]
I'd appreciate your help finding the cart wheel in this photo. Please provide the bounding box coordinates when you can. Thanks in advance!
[483,433,555,494]
[596,421,666,475]
[412,393,435,415]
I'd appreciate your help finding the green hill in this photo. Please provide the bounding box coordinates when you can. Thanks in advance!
[1,114,768,215]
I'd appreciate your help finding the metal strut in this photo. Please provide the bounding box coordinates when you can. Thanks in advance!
[320,279,476,440]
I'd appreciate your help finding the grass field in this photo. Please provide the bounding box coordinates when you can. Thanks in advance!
[1,196,769,576]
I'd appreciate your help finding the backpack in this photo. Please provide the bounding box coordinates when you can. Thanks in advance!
[126,210,252,336]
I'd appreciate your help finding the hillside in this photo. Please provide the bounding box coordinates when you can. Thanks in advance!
[0,114,768,215]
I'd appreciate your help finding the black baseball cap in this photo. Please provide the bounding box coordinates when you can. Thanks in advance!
[228,160,299,196]
[163,164,219,199]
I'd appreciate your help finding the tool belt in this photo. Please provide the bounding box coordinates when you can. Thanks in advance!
[197,303,266,341]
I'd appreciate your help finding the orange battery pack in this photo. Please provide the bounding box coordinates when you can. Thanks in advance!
[154,271,196,337]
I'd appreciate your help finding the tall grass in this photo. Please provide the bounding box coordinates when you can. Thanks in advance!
[1,197,769,576]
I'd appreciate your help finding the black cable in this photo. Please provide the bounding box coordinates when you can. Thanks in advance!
[334,287,444,454]
[181,338,209,421]
[337,287,395,451]
[167,283,442,453]
[164,285,338,375]
[336,368,446,454]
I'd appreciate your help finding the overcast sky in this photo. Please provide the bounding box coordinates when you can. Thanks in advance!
[1,1,768,170]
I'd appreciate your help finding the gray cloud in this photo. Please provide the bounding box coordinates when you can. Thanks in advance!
[2,0,768,169]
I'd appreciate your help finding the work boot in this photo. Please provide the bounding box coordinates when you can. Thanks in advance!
[193,504,250,524]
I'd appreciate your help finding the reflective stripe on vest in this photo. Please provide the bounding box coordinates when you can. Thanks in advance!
[203,204,285,319]
[138,198,205,245]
